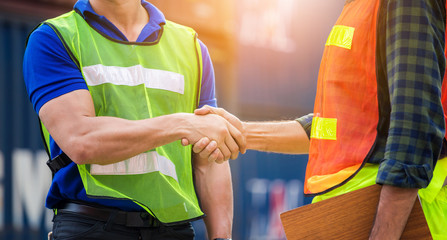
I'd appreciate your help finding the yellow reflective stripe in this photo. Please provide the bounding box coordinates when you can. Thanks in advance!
[311,117,337,140]
[325,25,355,50]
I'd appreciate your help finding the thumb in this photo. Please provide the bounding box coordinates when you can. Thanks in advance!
[181,138,190,146]
[194,105,213,115]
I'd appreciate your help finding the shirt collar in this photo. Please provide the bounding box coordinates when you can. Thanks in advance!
[73,0,166,42]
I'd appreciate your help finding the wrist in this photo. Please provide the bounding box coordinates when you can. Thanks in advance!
[244,122,266,151]
[171,112,194,139]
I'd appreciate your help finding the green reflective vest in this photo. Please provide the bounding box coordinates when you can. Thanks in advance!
[312,160,447,238]
[43,10,204,224]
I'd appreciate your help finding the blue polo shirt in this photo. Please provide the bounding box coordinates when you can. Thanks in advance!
[23,0,217,211]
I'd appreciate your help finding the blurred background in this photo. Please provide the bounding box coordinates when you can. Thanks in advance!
[0,0,343,239]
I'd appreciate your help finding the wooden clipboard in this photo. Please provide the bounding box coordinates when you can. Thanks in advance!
[280,184,432,240]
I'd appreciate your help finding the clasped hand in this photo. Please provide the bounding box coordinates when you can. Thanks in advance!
[182,106,246,163]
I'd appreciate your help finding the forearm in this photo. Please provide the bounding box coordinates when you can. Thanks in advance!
[54,113,190,165]
[193,154,233,239]
[38,90,192,165]
[245,121,309,154]
[61,112,244,165]
[40,89,245,165]
[369,185,418,240]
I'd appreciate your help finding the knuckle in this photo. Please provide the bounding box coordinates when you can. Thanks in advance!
[235,132,243,141]
[218,125,227,132]
[206,143,215,151]
[194,143,203,151]
[231,143,239,151]
[231,147,239,155]
[192,146,200,153]
[209,150,219,160]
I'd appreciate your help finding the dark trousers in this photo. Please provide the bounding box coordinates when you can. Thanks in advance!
[52,211,195,240]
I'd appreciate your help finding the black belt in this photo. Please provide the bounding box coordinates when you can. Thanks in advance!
[57,202,160,228]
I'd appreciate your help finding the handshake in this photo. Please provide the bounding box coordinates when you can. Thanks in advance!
[180,105,247,164]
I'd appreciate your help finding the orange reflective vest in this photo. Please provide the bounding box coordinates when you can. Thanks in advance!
[305,0,447,195]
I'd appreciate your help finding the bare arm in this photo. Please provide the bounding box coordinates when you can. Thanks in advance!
[39,90,245,165]
[368,1,445,238]
[369,185,418,240]
[190,106,310,157]
[245,121,309,154]
[193,151,233,239]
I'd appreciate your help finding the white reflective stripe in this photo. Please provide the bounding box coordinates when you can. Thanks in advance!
[90,152,178,181]
[83,64,185,94]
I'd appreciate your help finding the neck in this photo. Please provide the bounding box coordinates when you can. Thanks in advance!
[89,0,149,41]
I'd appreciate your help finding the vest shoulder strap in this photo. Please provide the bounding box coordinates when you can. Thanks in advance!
[47,152,72,175]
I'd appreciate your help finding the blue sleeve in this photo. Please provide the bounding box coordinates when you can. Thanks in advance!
[23,24,88,114]
[23,25,215,112]
[197,39,217,108]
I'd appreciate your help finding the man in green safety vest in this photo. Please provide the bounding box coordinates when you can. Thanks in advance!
[23,0,245,239]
